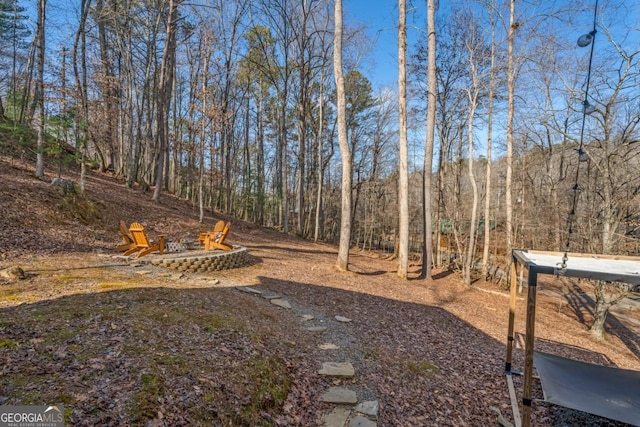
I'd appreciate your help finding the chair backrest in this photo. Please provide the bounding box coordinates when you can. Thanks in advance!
[216,223,230,243]
[129,223,151,249]
[120,220,133,244]
[212,220,225,234]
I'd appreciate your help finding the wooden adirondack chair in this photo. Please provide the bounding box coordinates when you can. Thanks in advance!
[204,221,232,251]
[124,223,165,258]
[198,220,226,246]
[116,220,136,252]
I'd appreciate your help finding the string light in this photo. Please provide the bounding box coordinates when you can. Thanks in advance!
[560,0,599,274]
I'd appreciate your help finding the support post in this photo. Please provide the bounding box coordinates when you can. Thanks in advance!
[505,253,518,373]
[522,269,538,427]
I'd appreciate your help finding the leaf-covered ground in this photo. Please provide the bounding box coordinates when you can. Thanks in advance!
[1,157,639,426]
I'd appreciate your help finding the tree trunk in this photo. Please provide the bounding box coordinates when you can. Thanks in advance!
[397,0,409,279]
[481,6,496,278]
[590,280,610,339]
[72,0,90,193]
[199,44,208,223]
[152,0,179,203]
[334,0,352,271]
[505,0,516,268]
[314,73,325,243]
[464,98,479,285]
[421,0,436,280]
[257,79,265,225]
[34,0,46,180]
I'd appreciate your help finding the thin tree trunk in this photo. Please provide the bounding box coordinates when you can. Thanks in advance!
[34,0,47,180]
[505,0,516,267]
[481,6,496,278]
[334,0,352,271]
[71,0,91,194]
[243,90,251,221]
[314,74,325,243]
[397,0,409,279]
[20,32,36,124]
[421,0,436,280]
[199,44,208,223]
[464,97,479,285]
[152,0,179,202]
[257,79,265,225]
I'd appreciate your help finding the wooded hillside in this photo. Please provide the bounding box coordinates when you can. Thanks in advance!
[1,0,639,273]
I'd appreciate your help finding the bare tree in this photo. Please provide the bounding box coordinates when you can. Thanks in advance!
[421,0,436,280]
[34,0,46,180]
[152,0,180,202]
[397,0,409,279]
[463,14,483,286]
[481,2,497,278]
[334,0,352,271]
[72,0,91,194]
[505,0,516,269]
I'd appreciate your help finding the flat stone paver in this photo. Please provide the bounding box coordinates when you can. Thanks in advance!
[321,387,358,404]
[335,316,352,322]
[319,362,355,377]
[307,326,328,332]
[324,407,351,427]
[270,298,291,309]
[236,286,262,294]
[262,292,282,299]
[355,401,379,418]
[349,415,376,427]
[319,343,340,350]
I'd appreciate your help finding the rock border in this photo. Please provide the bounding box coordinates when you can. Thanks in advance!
[137,246,249,273]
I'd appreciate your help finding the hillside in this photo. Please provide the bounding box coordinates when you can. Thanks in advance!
[0,154,639,426]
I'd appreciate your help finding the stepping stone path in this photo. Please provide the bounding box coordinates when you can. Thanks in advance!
[322,387,358,404]
[355,401,379,418]
[261,292,282,299]
[325,407,351,427]
[236,286,261,294]
[233,285,379,426]
[319,343,340,350]
[319,362,355,377]
[349,415,377,427]
[270,298,291,309]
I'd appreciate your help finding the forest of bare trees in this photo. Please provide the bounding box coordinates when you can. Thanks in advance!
[1,0,639,274]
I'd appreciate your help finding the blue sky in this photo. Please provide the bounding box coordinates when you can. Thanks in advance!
[347,0,426,91]
[345,0,639,93]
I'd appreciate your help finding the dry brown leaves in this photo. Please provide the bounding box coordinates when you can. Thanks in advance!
[1,158,639,426]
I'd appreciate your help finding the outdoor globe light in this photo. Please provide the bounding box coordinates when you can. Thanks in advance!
[577,31,596,47]
[583,100,596,114]
[577,148,589,162]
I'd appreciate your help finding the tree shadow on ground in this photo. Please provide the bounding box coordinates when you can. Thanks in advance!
[254,275,635,427]
[354,270,387,276]
[432,270,454,280]
[245,244,337,256]
[562,283,640,361]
